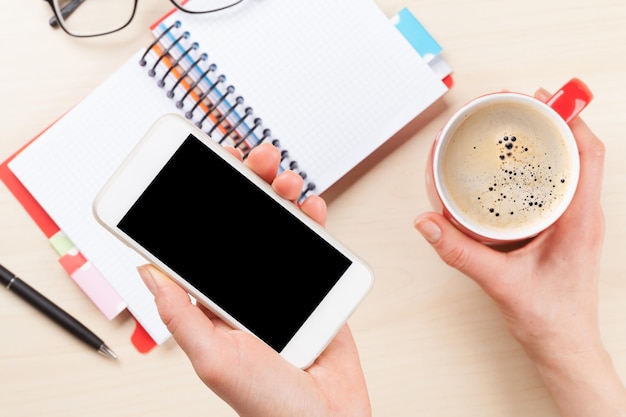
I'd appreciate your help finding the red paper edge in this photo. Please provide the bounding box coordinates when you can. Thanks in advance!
[131,318,158,353]
[0,124,60,238]
[149,6,180,30]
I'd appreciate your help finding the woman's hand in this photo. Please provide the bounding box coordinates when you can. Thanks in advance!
[414,88,626,416]
[138,143,372,417]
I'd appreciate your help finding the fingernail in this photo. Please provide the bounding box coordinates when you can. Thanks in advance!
[137,265,158,295]
[415,218,442,244]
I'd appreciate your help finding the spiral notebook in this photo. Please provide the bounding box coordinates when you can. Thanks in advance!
[7,1,450,346]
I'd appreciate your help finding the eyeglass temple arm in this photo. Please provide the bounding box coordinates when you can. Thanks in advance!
[47,0,87,28]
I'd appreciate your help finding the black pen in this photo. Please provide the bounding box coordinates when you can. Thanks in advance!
[0,263,117,359]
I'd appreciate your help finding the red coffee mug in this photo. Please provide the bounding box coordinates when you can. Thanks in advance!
[426,78,593,244]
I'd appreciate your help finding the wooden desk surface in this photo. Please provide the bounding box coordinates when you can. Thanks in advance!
[1,1,625,416]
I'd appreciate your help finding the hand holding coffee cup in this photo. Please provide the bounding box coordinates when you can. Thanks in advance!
[426,78,593,244]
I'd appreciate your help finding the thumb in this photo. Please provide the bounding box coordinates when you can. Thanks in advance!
[137,264,220,359]
[413,212,505,287]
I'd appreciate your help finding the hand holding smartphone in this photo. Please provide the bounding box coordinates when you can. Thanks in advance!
[93,114,374,369]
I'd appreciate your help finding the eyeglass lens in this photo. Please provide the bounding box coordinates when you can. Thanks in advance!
[50,0,245,37]
[52,0,136,37]
[171,0,245,13]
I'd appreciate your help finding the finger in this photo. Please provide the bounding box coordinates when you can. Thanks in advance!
[534,87,551,102]
[137,265,253,377]
[245,143,281,184]
[299,194,327,226]
[554,114,606,254]
[272,170,304,201]
[535,88,605,217]
[568,116,606,207]
[309,324,366,384]
[196,303,233,331]
[414,212,506,289]
[137,265,220,359]
[224,145,243,162]
[138,265,298,407]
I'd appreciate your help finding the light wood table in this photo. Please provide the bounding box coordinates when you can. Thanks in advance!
[1,1,625,416]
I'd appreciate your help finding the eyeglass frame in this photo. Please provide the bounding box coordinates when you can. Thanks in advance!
[42,0,245,38]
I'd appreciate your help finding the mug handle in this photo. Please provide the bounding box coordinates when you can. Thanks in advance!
[545,78,594,123]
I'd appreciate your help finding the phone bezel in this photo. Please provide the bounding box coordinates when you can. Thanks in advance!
[93,114,374,369]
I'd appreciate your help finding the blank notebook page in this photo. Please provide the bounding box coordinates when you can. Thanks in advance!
[171,0,447,191]
[9,0,446,345]
[11,59,175,343]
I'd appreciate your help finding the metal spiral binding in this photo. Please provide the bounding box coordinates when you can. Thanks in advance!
[158,42,198,88]
[167,53,207,98]
[193,84,236,128]
[185,74,225,119]
[141,20,318,202]
[229,117,262,148]
[148,31,189,77]
[138,20,181,66]
[209,96,244,136]
[220,107,254,143]
[176,64,216,108]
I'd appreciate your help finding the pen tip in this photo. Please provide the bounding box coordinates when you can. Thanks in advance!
[98,344,118,360]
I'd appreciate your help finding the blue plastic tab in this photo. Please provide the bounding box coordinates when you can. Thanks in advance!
[393,8,442,61]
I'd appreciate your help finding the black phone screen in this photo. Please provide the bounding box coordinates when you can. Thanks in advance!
[118,134,352,351]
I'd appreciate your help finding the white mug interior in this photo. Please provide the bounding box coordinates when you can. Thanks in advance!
[433,93,580,242]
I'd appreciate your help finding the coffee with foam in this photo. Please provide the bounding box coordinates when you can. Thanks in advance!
[439,100,574,236]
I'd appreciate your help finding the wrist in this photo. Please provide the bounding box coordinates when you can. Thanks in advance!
[532,346,626,417]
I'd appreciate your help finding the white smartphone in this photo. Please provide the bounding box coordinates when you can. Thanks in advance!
[93,114,374,369]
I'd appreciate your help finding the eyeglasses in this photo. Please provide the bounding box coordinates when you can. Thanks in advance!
[43,0,245,38]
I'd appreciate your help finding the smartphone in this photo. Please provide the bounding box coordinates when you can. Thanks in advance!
[93,114,374,369]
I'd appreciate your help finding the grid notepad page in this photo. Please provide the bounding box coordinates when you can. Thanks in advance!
[9,0,447,345]
[10,56,172,343]
[164,0,447,193]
